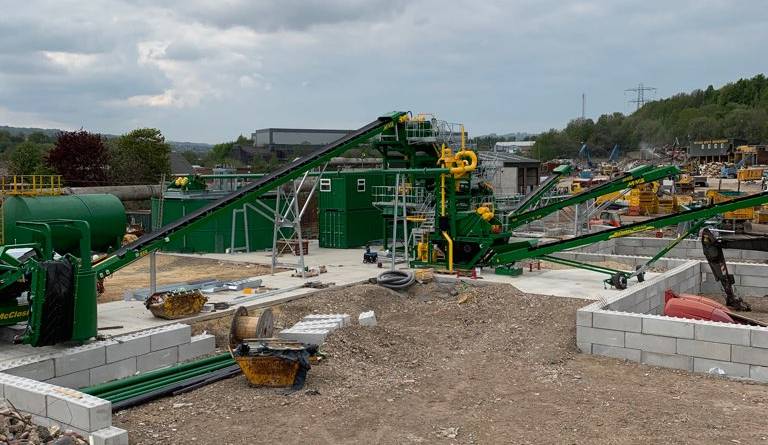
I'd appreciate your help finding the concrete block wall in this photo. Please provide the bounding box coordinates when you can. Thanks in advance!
[578,260,768,383]
[700,261,768,297]
[573,238,615,254]
[0,373,128,443]
[553,251,692,273]
[612,237,768,262]
[602,261,700,314]
[0,325,216,444]
[0,324,215,390]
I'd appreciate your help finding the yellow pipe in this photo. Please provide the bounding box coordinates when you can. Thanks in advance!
[441,231,453,272]
[450,150,478,176]
[441,174,446,216]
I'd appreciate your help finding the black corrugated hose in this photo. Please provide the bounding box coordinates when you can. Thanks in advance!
[376,270,416,290]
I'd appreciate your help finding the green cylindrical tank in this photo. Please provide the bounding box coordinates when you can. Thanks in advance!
[3,194,126,254]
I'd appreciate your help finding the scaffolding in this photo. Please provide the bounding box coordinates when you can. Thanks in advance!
[226,165,327,277]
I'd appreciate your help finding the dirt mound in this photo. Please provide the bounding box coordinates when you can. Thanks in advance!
[117,282,768,444]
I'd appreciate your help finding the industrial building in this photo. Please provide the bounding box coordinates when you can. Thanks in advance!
[250,127,352,160]
[478,151,541,195]
[493,140,536,153]
[688,138,746,162]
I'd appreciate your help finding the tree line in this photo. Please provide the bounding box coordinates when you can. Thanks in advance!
[533,74,768,161]
[0,128,171,186]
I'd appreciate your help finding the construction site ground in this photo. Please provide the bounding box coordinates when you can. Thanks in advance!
[113,282,768,445]
[0,243,637,363]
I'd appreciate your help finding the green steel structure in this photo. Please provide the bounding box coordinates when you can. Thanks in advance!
[318,171,385,248]
[150,196,279,253]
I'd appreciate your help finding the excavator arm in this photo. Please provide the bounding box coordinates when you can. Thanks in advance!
[701,228,768,311]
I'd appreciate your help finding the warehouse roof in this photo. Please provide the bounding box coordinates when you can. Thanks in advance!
[170,151,195,175]
[479,151,540,166]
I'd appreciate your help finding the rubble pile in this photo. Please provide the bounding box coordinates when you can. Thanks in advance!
[0,404,87,445]
[699,162,725,177]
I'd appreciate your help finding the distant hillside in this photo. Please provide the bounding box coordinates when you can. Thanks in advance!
[0,125,212,151]
[533,74,768,161]
[168,141,213,152]
[0,125,63,138]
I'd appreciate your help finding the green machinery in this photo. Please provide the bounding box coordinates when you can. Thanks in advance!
[374,119,768,290]
[2,110,767,347]
[0,112,409,346]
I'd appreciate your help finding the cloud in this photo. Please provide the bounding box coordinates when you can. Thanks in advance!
[42,51,99,71]
[155,0,410,32]
[0,0,767,142]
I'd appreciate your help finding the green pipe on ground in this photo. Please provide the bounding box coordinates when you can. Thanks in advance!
[94,358,233,400]
[102,360,235,402]
[104,360,235,402]
[82,353,232,396]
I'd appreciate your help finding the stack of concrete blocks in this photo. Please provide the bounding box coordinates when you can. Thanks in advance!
[0,324,215,390]
[279,314,351,346]
[0,373,127,444]
[578,260,768,383]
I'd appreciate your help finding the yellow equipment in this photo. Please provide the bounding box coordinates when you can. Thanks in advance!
[737,168,764,181]
[707,189,756,221]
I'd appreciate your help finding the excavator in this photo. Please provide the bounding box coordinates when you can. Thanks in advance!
[701,227,768,311]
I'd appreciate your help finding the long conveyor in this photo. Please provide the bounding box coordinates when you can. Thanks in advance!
[488,190,768,266]
[506,165,681,231]
[96,112,406,276]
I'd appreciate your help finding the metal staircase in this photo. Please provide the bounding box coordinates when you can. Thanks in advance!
[407,191,436,248]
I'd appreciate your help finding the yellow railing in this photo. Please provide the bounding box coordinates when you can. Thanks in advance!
[0,175,63,196]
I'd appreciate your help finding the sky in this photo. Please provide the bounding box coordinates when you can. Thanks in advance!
[1,0,767,143]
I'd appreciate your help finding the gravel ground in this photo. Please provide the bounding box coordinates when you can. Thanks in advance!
[114,281,768,444]
[98,254,276,303]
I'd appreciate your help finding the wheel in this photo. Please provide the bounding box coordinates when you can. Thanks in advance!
[610,273,628,290]
[635,265,645,283]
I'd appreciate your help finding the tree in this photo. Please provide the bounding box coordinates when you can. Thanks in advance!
[7,141,48,176]
[46,130,109,186]
[109,128,171,184]
[207,141,235,165]
[722,107,768,142]
[687,117,721,140]
[180,150,201,165]
[27,131,53,144]
[0,130,24,153]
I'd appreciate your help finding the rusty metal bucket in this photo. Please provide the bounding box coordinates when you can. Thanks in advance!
[229,308,312,388]
[145,289,208,319]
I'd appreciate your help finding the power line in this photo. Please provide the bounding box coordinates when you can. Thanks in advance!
[625,83,657,110]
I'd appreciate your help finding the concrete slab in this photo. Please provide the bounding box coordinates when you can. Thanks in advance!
[480,268,657,301]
